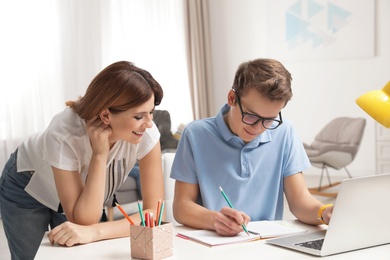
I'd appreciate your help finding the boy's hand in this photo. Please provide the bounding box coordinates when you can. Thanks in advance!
[214,207,250,236]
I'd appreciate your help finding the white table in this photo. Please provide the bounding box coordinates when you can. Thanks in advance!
[36,220,390,259]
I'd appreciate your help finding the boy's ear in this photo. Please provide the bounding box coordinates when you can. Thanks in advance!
[99,109,111,124]
[227,90,236,106]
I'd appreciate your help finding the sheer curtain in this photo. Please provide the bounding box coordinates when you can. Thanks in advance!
[100,0,192,129]
[0,1,64,170]
[0,0,192,170]
[184,0,213,120]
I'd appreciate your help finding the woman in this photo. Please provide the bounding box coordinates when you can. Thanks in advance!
[0,61,165,259]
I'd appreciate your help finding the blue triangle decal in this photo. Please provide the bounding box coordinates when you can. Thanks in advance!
[285,12,309,41]
[312,33,324,48]
[327,2,351,32]
[288,0,302,16]
[307,0,324,18]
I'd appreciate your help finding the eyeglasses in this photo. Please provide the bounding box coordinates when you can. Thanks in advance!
[235,92,283,130]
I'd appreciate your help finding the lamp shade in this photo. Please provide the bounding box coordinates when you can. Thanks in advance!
[356,81,390,128]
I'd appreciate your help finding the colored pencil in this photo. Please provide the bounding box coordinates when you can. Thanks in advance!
[150,212,155,227]
[115,202,135,225]
[138,200,146,226]
[219,186,250,236]
[157,200,165,226]
[156,199,161,226]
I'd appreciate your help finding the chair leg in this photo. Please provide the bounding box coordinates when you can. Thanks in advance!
[343,167,353,178]
[318,164,332,191]
[318,164,325,191]
[309,164,339,197]
[324,166,332,187]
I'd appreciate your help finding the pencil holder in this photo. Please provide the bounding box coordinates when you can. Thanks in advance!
[130,222,173,259]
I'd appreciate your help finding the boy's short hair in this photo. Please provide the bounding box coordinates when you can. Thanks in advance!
[232,58,293,105]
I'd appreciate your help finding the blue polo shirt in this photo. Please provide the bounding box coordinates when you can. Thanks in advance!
[170,104,311,221]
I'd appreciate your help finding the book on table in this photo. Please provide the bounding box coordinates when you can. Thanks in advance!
[177,220,307,246]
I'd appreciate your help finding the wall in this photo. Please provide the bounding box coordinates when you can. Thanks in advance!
[207,0,390,176]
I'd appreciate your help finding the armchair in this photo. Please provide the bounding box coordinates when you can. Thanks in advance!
[303,117,366,197]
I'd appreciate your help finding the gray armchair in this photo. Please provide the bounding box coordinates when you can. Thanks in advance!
[303,117,366,197]
[153,110,179,153]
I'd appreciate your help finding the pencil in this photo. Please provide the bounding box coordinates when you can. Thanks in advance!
[219,186,250,236]
[115,202,135,225]
[145,212,151,227]
[138,200,146,226]
[150,212,155,227]
[156,199,161,226]
[157,200,165,226]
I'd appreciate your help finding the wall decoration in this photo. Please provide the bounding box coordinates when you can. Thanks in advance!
[267,0,375,61]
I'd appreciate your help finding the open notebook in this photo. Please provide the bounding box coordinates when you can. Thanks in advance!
[177,221,307,246]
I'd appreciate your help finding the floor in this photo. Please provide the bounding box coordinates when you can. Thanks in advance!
[0,173,343,259]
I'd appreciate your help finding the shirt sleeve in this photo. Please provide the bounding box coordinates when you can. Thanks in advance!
[170,125,199,184]
[282,124,311,177]
[42,111,81,171]
[136,122,161,160]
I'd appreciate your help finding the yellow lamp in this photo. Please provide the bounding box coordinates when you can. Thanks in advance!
[356,81,390,128]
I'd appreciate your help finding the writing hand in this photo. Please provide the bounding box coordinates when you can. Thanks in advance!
[213,207,250,236]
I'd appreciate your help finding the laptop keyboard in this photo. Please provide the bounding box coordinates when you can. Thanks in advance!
[295,239,324,250]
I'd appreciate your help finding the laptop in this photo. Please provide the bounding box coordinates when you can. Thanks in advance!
[266,173,390,256]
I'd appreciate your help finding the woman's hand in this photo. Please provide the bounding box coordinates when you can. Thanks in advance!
[48,221,98,247]
[86,116,112,155]
[213,207,250,236]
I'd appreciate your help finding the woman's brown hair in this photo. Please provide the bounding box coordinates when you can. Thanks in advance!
[66,61,163,120]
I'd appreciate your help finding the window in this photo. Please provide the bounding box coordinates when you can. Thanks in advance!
[0,0,192,169]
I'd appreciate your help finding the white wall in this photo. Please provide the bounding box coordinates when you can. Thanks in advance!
[207,0,390,176]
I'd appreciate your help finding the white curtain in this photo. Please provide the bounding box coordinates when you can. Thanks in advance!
[100,0,192,129]
[184,0,213,120]
[0,0,64,170]
[0,0,192,170]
